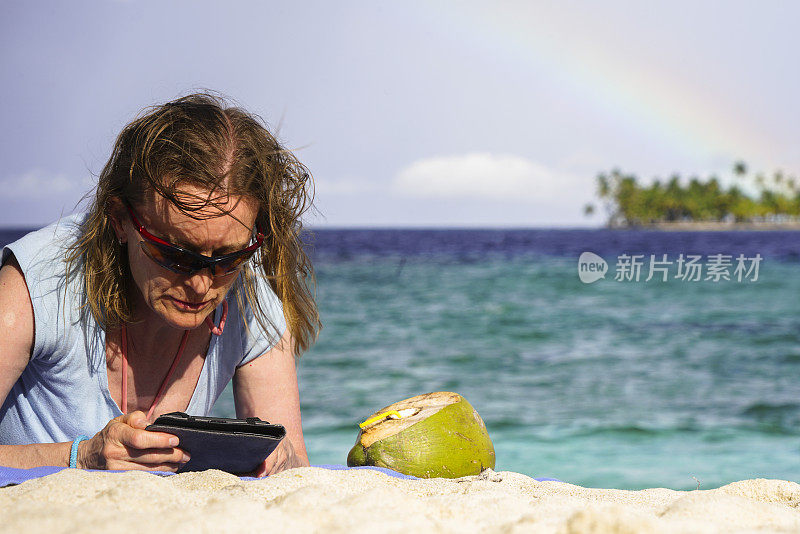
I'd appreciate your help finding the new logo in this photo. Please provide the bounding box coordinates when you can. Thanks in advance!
[578,252,608,284]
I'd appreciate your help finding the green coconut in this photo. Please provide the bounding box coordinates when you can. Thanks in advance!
[347,391,495,478]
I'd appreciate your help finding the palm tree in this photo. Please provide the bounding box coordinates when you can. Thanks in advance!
[589,162,797,226]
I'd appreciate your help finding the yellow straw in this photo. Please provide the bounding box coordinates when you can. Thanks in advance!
[359,410,402,429]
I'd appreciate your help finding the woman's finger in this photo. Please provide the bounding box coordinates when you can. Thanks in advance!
[116,423,178,450]
[123,445,190,465]
[121,410,150,430]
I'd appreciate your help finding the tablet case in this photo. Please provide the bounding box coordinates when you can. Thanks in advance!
[146,411,286,474]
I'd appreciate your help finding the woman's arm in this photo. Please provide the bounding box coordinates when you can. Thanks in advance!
[0,256,69,466]
[0,256,90,467]
[0,255,187,470]
[233,327,310,474]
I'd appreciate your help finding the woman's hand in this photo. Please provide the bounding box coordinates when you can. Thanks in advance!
[78,411,190,471]
[249,438,308,477]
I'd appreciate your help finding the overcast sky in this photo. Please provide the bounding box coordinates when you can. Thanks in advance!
[1,1,798,228]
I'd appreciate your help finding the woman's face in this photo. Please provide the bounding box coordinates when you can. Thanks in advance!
[113,187,259,331]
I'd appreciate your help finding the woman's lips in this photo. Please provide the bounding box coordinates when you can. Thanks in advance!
[170,297,211,311]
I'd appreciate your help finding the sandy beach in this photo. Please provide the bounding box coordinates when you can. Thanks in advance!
[1,468,799,533]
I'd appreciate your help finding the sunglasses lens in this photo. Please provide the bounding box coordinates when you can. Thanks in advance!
[213,250,256,276]
[140,241,196,273]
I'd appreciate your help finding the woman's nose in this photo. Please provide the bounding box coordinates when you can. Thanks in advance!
[184,268,214,296]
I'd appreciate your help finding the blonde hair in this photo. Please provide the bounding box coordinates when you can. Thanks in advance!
[66,93,320,356]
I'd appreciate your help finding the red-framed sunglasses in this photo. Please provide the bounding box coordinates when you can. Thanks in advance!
[124,202,265,276]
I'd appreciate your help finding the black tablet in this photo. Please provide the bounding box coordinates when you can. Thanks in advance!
[146,411,286,474]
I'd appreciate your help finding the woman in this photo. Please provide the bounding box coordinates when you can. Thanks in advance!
[0,93,320,475]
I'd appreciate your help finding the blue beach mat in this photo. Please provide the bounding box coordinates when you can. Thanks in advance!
[0,464,559,487]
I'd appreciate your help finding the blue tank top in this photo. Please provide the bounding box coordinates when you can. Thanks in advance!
[0,213,287,445]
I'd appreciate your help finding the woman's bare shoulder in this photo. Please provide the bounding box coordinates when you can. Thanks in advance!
[0,252,35,362]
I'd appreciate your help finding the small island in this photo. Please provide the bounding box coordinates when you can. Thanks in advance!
[584,162,800,230]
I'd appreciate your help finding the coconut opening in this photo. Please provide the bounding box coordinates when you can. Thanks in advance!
[359,392,462,447]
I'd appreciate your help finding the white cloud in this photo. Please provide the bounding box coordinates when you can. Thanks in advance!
[0,170,92,199]
[393,153,584,202]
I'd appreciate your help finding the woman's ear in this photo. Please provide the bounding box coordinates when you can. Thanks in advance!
[106,197,128,244]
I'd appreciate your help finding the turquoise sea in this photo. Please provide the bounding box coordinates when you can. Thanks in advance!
[2,227,799,490]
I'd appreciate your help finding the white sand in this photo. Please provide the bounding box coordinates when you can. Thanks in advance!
[2,468,799,533]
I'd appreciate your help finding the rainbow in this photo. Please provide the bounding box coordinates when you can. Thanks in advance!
[419,3,777,169]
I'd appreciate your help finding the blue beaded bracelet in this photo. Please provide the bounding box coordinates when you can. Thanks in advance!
[69,435,89,468]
